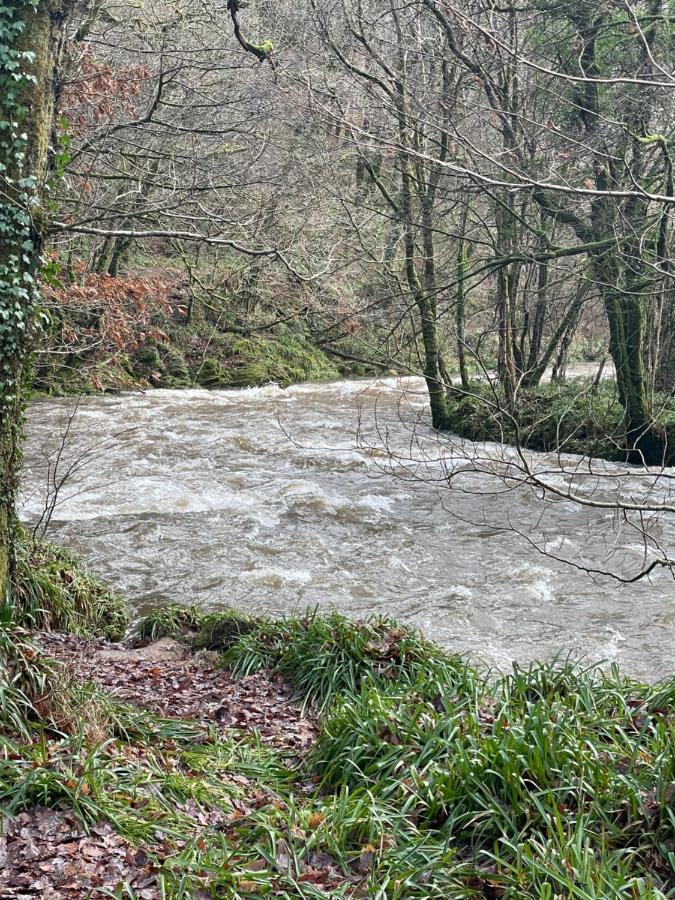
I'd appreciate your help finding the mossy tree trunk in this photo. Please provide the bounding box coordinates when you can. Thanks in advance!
[455,213,470,391]
[399,152,450,429]
[0,0,71,602]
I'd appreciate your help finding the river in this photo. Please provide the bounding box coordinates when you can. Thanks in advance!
[21,376,675,680]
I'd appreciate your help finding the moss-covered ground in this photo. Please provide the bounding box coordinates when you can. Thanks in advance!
[444,381,675,465]
[31,317,388,396]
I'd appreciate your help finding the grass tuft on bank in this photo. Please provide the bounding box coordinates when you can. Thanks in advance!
[2,604,674,897]
[12,527,128,639]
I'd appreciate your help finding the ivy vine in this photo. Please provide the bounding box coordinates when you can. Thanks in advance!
[0,0,40,418]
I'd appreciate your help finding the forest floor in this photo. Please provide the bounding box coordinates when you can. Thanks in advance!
[1,608,674,898]
[1,633,320,899]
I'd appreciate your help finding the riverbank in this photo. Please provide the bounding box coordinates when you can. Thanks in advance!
[32,299,389,396]
[444,381,675,465]
[2,596,674,897]
[32,315,674,468]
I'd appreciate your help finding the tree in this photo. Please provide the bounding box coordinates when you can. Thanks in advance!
[415,0,674,462]
[0,0,73,601]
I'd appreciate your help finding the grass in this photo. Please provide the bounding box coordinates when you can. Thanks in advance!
[1,608,674,897]
[203,608,453,711]
[0,619,58,739]
[131,603,204,643]
[12,528,128,639]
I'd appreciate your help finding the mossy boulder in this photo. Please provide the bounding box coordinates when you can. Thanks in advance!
[195,357,223,386]
[160,346,191,386]
[221,334,339,387]
[135,347,162,369]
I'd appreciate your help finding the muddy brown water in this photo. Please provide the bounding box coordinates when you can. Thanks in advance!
[22,376,675,680]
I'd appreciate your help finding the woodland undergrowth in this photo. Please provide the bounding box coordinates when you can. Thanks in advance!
[0,602,673,898]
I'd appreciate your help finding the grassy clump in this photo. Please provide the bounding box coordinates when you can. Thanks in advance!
[310,658,675,897]
[12,530,128,640]
[0,620,117,741]
[0,621,59,739]
[131,604,257,649]
[216,610,452,711]
[131,602,205,644]
[446,381,675,464]
[3,609,675,897]
[134,607,450,709]
[192,608,259,650]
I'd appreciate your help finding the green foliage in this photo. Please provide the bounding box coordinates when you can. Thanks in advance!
[194,355,222,386]
[0,0,44,530]
[12,530,128,639]
[191,608,257,650]
[219,333,339,388]
[0,0,41,406]
[221,610,456,711]
[36,304,345,394]
[1,609,674,896]
[131,603,205,643]
[446,381,675,464]
[310,655,675,896]
[133,604,257,649]
[134,346,161,369]
[0,620,55,738]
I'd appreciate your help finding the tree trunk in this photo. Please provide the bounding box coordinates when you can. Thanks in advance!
[456,203,470,390]
[0,0,71,600]
[399,155,449,429]
[494,199,518,401]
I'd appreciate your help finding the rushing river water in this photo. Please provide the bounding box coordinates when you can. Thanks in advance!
[22,377,675,679]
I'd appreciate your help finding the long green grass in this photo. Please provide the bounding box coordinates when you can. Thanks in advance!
[12,527,128,639]
[2,609,674,897]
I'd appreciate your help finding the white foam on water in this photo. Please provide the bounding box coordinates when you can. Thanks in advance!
[20,374,675,681]
[244,566,313,588]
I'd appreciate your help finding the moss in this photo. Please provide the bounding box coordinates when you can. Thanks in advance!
[160,345,190,384]
[444,381,675,464]
[195,356,223,386]
[134,347,161,368]
[220,334,339,388]
[34,282,393,395]
[11,528,128,639]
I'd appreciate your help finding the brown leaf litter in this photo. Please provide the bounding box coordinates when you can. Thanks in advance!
[0,633,320,898]
[0,807,160,899]
[35,632,317,753]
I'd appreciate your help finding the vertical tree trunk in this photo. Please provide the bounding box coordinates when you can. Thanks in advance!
[525,238,550,374]
[399,155,449,429]
[494,199,518,400]
[0,0,70,600]
[456,202,470,390]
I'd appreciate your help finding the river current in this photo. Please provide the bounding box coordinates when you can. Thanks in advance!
[22,377,675,680]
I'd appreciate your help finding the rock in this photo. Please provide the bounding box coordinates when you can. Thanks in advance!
[96,637,188,663]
